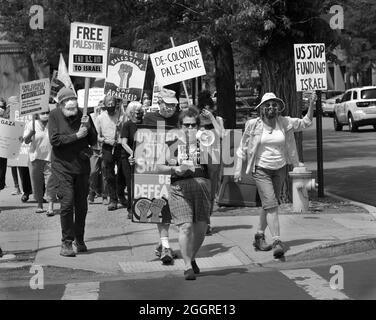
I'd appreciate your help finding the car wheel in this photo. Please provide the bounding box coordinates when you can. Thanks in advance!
[348,114,358,132]
[333,115,343,131]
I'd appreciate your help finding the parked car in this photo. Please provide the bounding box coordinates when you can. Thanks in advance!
[322,93,344,117]
[333,86,376,132]
[302,90,343,116]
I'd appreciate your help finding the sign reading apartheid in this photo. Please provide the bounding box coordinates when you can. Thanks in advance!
[68,22,111,78]
[132,125,181,224]
[150,40,206,86]
[0,119,25,159]
[19,78,50,116]
[104,48,149,101]
[294,43,327,91]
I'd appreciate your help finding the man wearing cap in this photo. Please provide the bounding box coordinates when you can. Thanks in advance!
[234,92,316,260]
[143,88,180,264]
[49,87,97,257]
[96,95,127,211]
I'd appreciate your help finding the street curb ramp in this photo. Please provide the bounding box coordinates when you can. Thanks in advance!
[281,236,376,262]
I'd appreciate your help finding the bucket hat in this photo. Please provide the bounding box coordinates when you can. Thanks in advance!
[255,92,285,112]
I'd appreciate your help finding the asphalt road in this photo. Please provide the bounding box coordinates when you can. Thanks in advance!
[303,116,376,206]
[1,252,376,301]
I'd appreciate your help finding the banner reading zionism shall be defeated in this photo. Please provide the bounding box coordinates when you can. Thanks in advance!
[104,48,149,101]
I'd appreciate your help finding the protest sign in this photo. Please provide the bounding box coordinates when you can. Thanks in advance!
[50,70,66,102]
[19,78,50,116]
[105,48,149,101]
[131,125,181,224]
[0,119,25,159]
[77,87,104,109]
[68,22,111,79]
[150,40,206,86]
[294,43,327,91]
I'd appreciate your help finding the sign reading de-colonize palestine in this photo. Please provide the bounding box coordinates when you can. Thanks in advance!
[294,43,327,92]
[150,40,206,87]
[68,22,111,78]
[104,48,149,101]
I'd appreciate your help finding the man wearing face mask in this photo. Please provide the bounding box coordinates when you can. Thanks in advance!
[49,88,97,257]
[96,95,127,211]
[234,92,316,260]
[143,88,180,264]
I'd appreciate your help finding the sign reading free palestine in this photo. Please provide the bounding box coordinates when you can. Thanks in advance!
[150,41,206,86]
[68,22,111,78]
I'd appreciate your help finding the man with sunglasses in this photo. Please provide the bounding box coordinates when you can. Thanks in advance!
[49,88,97,257]
[234,92,316,260]
[143,88,180,264]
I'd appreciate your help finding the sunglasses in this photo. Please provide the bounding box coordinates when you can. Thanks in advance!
[40,112,50,115]
[263,102,280,109]
[182,122,197,128]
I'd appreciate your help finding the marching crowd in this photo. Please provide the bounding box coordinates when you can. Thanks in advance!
[0,87,316,280]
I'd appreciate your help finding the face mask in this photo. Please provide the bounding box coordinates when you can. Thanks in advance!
[39,114,49,122]
[107,107,116,115]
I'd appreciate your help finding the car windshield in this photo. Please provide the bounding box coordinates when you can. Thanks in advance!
[361,89,376,100]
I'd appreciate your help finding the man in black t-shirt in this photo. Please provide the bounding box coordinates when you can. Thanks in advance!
[142,88,180,264]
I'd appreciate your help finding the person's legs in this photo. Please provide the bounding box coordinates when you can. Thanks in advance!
[88,150,101,202]
[0,157,7,191]
[73,173,89,248]
[18,167,32,202]
[10,166,21,194]
[178,222,194,269]
[29,160,45,211]
[191,221,208,260]
[102,146,117,208]
[43,162,54,215]
[115,149,126,206]
[54,169,75,256]
[122,157,133,217]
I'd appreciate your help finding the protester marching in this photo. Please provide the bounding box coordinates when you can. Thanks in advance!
[0,19,326,282]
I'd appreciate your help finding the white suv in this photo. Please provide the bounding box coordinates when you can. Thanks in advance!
[333,86,376,132]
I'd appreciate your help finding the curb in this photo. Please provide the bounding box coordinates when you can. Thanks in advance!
[266,236,376,264]
[325,190,376,220]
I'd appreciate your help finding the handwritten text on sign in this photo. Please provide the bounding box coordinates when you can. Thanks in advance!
[69,22,110,78]
[294,43,327,91]
[19,78,50,116]
[150,41,206,86]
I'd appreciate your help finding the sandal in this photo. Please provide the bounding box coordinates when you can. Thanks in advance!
[46,210,55,217]
[36,208,46,213]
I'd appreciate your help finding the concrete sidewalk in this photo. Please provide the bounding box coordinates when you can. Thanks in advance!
[1,184,376,274]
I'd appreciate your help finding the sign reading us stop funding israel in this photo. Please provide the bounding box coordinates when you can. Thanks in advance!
[150,40,206,86]
[68,22,111,78]
[294,43,327,91]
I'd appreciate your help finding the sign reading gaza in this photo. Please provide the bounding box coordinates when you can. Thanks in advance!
[69,22,111,78]
[150,40,206,86]
[294,43,327,91]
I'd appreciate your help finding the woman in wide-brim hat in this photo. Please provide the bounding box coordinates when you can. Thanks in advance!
[234,91,316,260]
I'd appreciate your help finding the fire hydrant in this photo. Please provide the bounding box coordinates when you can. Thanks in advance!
[288,163,316,213]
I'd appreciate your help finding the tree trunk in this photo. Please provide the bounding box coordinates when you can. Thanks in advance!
[211,42,236,129]
[260,54,304,203]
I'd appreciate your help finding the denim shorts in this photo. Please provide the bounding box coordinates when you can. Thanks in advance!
[252,166,286,210]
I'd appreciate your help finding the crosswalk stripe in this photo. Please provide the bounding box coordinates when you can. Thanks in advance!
[280,269,350,300]
[61,282,100,300]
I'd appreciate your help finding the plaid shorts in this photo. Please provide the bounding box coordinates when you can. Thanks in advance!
[169,177,211,226]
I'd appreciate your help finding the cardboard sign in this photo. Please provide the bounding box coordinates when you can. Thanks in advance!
[77,87,104,108]
[68,22,111,78]
[0,119,25,159]
[294,43,327,91]
[105,48,149,101]
[132,126,179,224]
[150,41,206,86]
[19,78,50,116]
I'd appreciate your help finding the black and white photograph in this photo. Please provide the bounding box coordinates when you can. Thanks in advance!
[1,0,376,307]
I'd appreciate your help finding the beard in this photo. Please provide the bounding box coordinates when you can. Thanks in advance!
[62,107,78,118]
[263,109,277,119]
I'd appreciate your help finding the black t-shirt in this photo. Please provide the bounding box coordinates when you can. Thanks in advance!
[120,120,137,158]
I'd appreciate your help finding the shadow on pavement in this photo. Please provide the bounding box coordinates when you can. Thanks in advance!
[212,224,254,233]
[200,267,249,277]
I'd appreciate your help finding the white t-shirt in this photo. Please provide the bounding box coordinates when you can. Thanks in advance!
[23,120,51,162]
[255,122,286,170]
